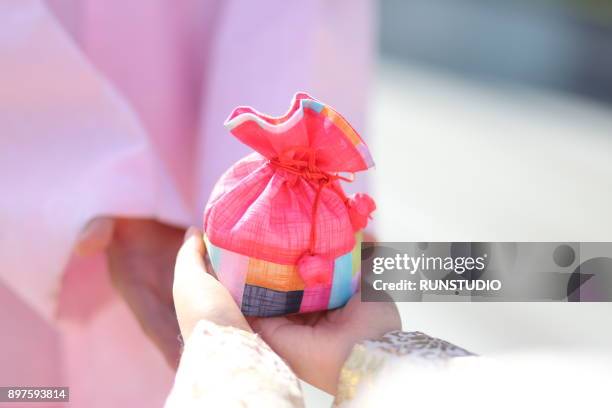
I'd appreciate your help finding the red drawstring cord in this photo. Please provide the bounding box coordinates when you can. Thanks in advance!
[269,146,353,256]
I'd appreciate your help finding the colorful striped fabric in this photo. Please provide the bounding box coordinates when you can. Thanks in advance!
[299,98,375,169]
[204,233,362,317]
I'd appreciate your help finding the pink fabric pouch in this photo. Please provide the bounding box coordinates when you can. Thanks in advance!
[203,93,375,316]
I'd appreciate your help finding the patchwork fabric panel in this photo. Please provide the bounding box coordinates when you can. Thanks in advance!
[246,258,305,292]
[204,232,362,317]
[241,285,303,317]
[328,252,354,309]
[204,234,249,303]
[300,284,332,313]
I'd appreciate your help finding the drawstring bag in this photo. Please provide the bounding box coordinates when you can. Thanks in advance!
[203,93,376,317]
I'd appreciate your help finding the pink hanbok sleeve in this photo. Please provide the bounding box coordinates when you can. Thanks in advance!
[0,0,374,322]
[0,0,183,320]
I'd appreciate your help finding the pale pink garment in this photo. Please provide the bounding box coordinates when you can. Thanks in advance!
[0,0,373,406]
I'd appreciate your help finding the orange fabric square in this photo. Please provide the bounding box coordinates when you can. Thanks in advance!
[246,258,305,291]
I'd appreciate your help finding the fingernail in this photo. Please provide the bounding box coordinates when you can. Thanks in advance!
[184,226,197,242]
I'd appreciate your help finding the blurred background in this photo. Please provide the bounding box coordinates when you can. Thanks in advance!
[380,0,612,103]
[368,1,612,402]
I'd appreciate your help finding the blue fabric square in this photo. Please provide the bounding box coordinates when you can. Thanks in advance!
[328,252,353,309]
[241,285,303,317]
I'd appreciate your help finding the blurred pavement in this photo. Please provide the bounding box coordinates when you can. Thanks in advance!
[372,59,612,354]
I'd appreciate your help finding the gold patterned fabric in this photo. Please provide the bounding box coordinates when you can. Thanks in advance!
[335,331,475,406]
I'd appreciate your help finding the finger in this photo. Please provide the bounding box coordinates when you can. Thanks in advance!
[292,311,325,326]
[173,228,215,297]
[75,217,115,256]
[202,247,218,279]
[248,315,292,336]
[173,228,251,336]
[175,227,206,276]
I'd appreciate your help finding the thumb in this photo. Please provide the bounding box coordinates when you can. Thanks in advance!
[173,227,210,295]
[173,228,252,337]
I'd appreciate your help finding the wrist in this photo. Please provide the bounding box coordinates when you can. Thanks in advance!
[170,320,303,407]
[179,316,252,343]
